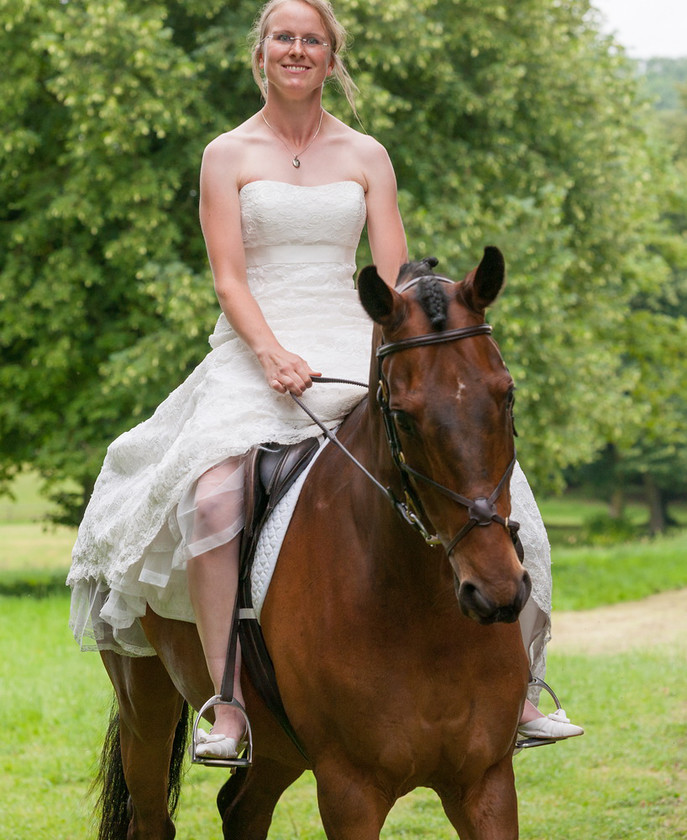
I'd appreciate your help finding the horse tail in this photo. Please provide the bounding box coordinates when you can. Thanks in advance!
[168,699,191,816]
[93,697,191,840]
[93,699,129,840]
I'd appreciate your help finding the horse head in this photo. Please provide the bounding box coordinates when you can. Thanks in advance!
[358,247,531,625]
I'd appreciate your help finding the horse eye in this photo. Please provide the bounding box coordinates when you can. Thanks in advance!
[392,410,414,435]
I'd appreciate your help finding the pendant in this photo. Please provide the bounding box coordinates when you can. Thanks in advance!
[292,157,301,168]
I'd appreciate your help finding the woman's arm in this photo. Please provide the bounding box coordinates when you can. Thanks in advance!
[362,140,408,287]
[199,137,318,395]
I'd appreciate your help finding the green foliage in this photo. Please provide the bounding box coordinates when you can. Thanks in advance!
[0,0,226,517]
[640,57,687,110]
[579,512,639,546]
[0,0,683,520]
[582,68,687,516]
[0,568,67,597]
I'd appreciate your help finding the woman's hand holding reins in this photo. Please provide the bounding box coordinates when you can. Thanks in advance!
[258,346,321,396]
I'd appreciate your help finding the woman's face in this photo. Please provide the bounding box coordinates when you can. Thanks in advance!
[259,1,333,95]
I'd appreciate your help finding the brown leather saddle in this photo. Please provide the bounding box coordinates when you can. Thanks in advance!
[237,437,321,760]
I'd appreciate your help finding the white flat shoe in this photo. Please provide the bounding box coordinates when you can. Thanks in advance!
[194,728,241,759]
[518,708,584,741]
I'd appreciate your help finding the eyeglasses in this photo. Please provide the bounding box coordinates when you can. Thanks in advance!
[265,33,330,50]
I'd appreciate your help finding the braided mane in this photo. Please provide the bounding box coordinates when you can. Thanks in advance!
[415,277,449,331]
[396,257,449,332]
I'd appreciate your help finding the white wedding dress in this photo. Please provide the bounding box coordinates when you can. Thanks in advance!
[68,180,551,687]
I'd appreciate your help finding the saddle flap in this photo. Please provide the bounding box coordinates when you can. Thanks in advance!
[239,437,321,581]
[259,438,321,507]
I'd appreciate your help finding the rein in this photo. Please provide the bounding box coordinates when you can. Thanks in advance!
[289,380,404,520]
[290,321,521,557]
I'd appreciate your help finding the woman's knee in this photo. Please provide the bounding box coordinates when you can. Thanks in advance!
[193,459,245,533]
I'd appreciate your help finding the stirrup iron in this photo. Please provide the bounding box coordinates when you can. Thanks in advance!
[191,695,253,768]
[515,676,562,751]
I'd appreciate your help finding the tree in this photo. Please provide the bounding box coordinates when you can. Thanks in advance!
[0,0,246,521]
[340,0,666,489]
[640,57,687,111]
[595,78,687,532]
[0,0,678,521]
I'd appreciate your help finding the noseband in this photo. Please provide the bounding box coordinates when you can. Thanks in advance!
[376,320,521,557]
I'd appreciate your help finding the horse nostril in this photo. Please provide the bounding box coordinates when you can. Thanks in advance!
[459,582,495,622]
[459,571,532,625]
[515,571,532,614]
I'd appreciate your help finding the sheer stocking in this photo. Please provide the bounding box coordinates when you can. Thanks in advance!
[187,456,247,740]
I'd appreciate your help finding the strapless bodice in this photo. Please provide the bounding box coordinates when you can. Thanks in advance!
[240,180,366,267]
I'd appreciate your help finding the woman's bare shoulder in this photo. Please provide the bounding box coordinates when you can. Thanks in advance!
[324,116,393,189]
[200,118,271,194]
[202,116,263,165]
[328,115,387,155]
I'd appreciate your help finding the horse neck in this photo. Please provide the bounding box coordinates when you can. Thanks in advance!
[336,387,449,596]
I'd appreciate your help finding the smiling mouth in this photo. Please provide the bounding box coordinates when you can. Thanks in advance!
[283,65,309,72]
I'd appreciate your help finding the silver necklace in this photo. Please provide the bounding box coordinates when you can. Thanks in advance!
[261,109,324,168]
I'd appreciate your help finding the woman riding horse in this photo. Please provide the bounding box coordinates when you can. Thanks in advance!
[68,2,582,834]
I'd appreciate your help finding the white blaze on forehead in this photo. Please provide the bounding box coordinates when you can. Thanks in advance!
[455,378,467,401]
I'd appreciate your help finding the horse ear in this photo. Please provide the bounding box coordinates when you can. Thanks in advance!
[462,246,506,311]
[358,265,406,326]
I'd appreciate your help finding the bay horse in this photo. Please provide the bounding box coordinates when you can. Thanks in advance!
[96,246,532,840]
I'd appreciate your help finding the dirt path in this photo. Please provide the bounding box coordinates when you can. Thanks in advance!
[549,588,687,655]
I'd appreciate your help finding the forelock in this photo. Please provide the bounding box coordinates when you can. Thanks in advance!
[415,277,449,331]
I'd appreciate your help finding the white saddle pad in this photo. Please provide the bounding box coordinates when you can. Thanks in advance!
[250,437,328,622]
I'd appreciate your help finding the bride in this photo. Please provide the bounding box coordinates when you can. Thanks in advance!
[68,0,581,760]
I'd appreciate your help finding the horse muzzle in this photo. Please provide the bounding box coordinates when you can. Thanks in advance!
[456,569,532,625]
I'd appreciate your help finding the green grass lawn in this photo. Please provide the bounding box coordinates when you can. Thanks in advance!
[551,529,687,610]
[0,522,75,571]
[1,474,686,837]
[1,593,684,839]
[537,495,650,528]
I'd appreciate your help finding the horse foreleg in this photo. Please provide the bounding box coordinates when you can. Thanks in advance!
[437,759,519,840]
[101,650,187,840]
[314,763,394,840]
[217,756,304,840]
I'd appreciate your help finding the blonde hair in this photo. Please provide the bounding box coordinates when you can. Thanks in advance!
[250,0,358,115]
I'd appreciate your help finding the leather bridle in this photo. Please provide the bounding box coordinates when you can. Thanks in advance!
[376,316,521,556]
[291,275,522,558]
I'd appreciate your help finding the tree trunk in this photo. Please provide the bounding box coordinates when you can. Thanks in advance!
[642,473,666,535]
[609,486,625,519]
